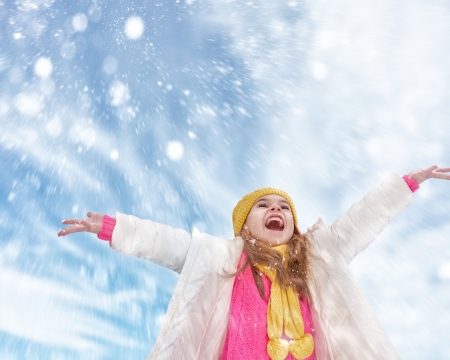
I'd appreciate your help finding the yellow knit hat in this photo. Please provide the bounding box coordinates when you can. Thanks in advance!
[232,187,298,236]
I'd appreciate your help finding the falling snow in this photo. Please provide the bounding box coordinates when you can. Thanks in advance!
[166,141,184,161]
[110,149,119,161]
[72,13,88,32]
[1,0,450,359]
[125,16,145,40]
[109,81,130,106]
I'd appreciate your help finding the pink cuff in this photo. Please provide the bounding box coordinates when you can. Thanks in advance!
[402,175,420,193]
[97,215,116,241]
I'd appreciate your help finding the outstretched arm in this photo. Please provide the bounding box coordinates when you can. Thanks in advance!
[329,166,450,263]
[111,213,192,273]
[58,212,192,274]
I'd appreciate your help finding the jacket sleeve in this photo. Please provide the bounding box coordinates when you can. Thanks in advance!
[110,212,192,274]
[328,173,414,263]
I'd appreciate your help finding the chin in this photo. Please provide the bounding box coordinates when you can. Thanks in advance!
[262,230,289,244]
[266,237,290,246]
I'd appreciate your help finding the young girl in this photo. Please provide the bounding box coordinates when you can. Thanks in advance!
[58,165,450,360]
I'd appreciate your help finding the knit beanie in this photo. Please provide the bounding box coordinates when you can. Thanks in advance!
[232,187,298,236]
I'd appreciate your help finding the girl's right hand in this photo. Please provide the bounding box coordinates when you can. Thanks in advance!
[58,212,103,237]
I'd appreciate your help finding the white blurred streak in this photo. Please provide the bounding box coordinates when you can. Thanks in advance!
[110,149,119,160]
[70,120,97,149]
[0,266,146,352]
[8,66,24,84]
[311,61,328,80]
[28,17,48,39]
[16,0,55,12]
[0,219,157,353]
[0,53,10,72]
[109,80,130,106]
[0,97,11,116]
[0,125,101,192]
[351,221,450,353]
[438,262,450,281]
[14,92,44,116]
[60,41,76,60]
[39,77,55,96]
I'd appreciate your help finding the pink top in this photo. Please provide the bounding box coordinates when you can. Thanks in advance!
[220,251,315,360]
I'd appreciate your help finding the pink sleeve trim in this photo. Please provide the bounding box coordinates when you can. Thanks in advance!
[97,215,116,241]
[402,175,420,193]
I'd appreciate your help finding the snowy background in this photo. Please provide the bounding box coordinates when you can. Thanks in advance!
[1,0,450,358]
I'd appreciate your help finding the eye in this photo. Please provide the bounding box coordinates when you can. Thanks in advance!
[281,205,290,210]
[258,203,268,208]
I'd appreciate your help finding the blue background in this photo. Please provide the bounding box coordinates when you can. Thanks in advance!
[1,0,450,358]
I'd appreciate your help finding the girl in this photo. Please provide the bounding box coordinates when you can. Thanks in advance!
[58,165,450,359]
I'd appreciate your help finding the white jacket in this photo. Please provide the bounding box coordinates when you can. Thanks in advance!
[111,173,413,360]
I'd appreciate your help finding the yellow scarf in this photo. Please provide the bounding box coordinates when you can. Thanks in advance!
[256,245,314,360]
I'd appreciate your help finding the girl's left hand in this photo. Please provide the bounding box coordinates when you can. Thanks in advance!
[408,165,450,184]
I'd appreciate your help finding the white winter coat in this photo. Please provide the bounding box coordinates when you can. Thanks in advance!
[111,173,413,360]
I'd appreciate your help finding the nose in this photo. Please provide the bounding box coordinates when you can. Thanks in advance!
[270,204,281,211]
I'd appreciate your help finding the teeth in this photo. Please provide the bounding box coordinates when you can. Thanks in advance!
[265,216,284,227]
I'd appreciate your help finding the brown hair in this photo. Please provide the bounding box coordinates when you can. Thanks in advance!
[235,225,312,300]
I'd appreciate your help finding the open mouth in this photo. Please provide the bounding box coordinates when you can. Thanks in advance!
[265,216,284,231]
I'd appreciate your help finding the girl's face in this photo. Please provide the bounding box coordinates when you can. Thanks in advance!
[243,194,295,246]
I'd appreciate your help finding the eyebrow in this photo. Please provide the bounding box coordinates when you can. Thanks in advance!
[255,198,290,205]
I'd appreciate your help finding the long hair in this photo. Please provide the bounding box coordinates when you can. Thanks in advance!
[235,225,312,300]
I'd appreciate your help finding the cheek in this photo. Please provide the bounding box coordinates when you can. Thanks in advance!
[245,212,261,226]
[247,220,260,233]
[288,220,295,230]
[287,226,295,239]
[286,218,295,235]
[244,215,264,236]
[243,216,256,230]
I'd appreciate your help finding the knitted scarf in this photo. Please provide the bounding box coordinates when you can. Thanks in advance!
[256,245,314,360]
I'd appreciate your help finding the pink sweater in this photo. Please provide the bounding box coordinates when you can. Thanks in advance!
[220,251,315,360]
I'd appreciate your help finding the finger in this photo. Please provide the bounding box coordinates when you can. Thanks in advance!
[425,165,439,172]
[62,218,83,225]
[58,227,78,236]
[81,219,103,235]
[80,219,94,230]
[87,212,93,217]
[435,167,450,173]
[58,224,87,236]
[432,173,450,180]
